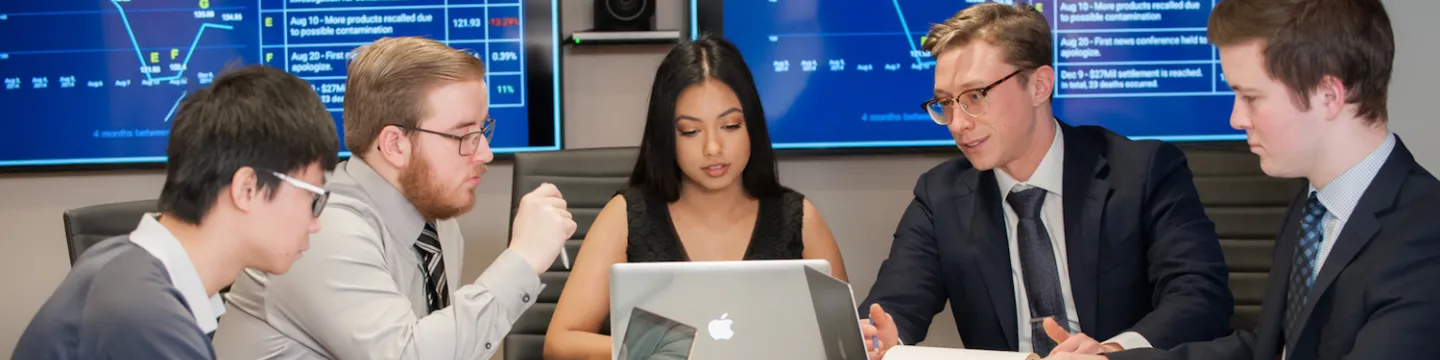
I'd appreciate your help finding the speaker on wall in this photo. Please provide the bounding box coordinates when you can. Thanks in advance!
[593,0,654,32]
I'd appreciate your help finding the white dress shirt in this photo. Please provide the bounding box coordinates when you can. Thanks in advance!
[993,120,1149,353]
[128,212,226,334]
[1282,132,1394,359]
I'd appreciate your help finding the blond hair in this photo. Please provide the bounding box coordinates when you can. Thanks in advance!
[343,36,486,155]
[922,2,1052,77]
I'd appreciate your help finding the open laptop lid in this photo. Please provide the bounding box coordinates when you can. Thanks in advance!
[609,259,832,359]
[803,266,870,360]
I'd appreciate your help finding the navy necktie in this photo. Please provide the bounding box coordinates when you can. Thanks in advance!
[415,222,450,314]
[1007,187,1071,355]
[1284,193,1326,340]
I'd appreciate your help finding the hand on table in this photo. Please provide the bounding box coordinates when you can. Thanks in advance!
[1043,317,1124,356]
[1043,352,1111,360]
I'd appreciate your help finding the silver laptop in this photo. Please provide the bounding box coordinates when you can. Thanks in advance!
[610,259,870,360]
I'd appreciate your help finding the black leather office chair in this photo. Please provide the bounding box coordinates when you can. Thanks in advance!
[505,147,639,360]
[62,199,159,264]
[1180,144,1305,332]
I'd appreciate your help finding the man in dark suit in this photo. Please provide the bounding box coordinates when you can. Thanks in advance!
[1048,1,1440,359]
[857,3,1233,358]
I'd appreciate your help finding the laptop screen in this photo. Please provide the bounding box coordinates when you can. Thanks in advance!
[804,266,871,360]
[618,306,698,360]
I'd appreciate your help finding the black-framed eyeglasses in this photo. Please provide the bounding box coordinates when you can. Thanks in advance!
[262,170,329,218]
[921,69,1026,124]
[388,117,496,156]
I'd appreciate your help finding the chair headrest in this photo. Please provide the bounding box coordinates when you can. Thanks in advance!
[62,199,158,264]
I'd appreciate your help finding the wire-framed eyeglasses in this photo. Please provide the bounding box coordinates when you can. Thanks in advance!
[388,117,496,156]
[921,69,1026,124]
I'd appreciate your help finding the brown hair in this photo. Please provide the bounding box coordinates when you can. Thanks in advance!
[922,2,1052,79]
[343,36,486,155]
[1210,0,1393,124]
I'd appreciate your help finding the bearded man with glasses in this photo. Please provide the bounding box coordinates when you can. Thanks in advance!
[854,3,1232,359]
[215,37,577,360]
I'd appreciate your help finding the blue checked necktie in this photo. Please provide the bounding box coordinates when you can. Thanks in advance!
[1007,187,1071,355]
[1284,192,1326,339]
[415,222,450,314]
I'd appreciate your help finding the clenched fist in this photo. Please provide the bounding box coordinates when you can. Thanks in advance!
[509,183,578,274]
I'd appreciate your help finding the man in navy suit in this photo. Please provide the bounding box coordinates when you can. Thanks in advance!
[1049,0,1440,359]
[857,3,1233,358]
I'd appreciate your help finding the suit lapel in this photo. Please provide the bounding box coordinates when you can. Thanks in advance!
[1289,139,1413,346]
[958,168,1020,348]
[1059,122,1108,334]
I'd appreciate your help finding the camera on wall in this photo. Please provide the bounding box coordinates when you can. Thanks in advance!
[593,0,654,32]
[565,0,677,45]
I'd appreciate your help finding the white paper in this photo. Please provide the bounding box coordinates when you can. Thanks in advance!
[884,345,1040,360]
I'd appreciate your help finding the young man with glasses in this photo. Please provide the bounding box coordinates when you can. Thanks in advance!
[12,65,339,359]
[855,3,1232,358]
[214,36,576,360]
[1051,1,1440,359]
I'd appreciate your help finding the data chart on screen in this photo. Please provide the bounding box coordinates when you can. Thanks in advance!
[0,0,556,167]
[710,0,1242,150]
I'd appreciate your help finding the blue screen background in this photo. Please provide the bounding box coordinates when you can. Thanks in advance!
[0,0,557,167]
[713,0,1243,149]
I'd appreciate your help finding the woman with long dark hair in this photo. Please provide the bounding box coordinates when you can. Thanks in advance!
[542,34,849,359]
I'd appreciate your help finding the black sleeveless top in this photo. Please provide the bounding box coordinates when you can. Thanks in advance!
[619,186,806,262]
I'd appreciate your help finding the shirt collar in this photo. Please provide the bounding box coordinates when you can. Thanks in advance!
[126,213,226,333]
[338,158,428,246]
[996,118,1066,197]
[1309,132,1396,222]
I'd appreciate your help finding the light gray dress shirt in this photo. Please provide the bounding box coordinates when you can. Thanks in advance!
[214,158,543,360]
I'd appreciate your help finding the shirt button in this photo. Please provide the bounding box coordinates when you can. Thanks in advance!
[485,342,492,350]
[522,293,531,303]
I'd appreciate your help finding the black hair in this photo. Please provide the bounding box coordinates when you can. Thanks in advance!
[158,65,340,224]
[629,34,787,202]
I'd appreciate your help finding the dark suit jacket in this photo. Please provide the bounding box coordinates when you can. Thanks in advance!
[1109,137,1440,360]
[858,121,1233,351]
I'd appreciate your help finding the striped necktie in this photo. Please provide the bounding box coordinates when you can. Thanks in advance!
[415,222,450,313]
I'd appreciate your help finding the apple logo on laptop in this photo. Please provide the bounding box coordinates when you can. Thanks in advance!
[708,313,734,340]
